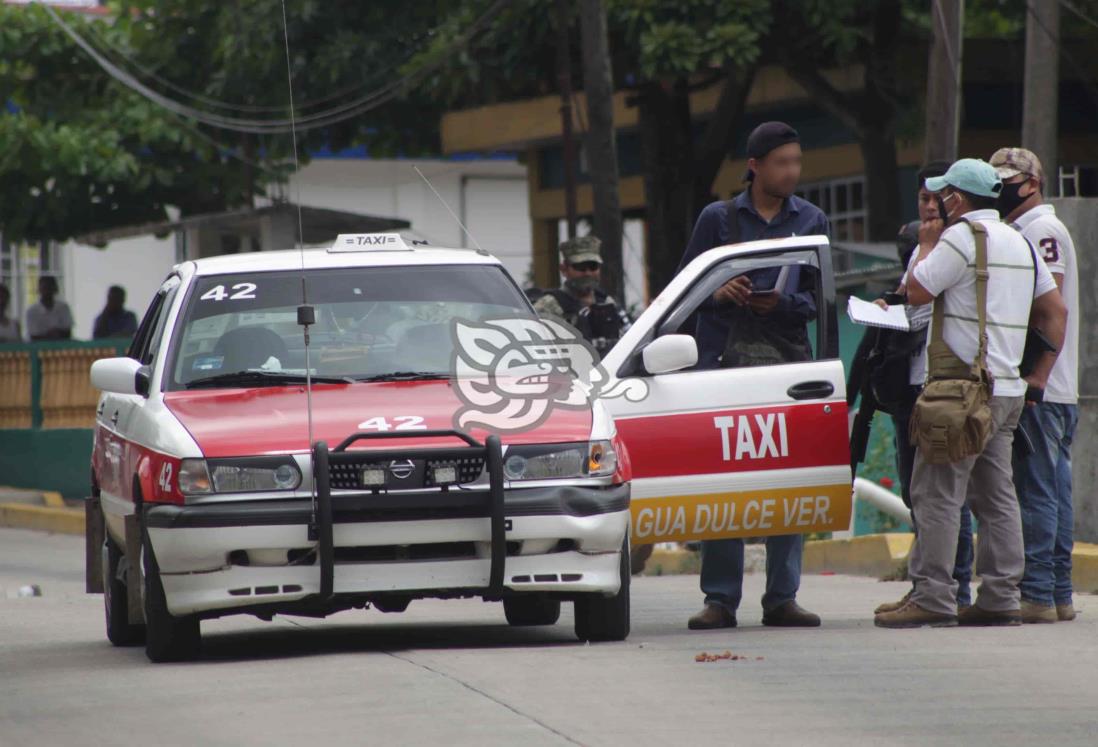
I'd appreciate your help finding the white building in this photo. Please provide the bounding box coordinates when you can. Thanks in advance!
[1,156,532,340]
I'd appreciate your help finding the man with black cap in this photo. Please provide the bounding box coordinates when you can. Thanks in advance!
[678,121,829,631]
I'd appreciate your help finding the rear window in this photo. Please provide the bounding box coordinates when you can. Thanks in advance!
[166,264,533,389]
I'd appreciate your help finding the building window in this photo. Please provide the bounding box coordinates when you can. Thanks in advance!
[0,237,63,328]
[1058,165,1098,197]
[797,177,867,242]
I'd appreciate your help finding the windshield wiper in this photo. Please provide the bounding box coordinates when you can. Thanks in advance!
[186,370,354,390]
[354,371,451,382]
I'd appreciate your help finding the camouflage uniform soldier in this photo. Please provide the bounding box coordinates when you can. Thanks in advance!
[533,236,631,355]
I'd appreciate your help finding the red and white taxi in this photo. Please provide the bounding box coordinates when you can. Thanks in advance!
[87,231,852,663]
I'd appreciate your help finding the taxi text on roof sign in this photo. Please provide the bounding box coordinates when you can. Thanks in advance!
[329,233,412,252]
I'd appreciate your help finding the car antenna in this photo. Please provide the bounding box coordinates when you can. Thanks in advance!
[413,165,488,254]
[279,2,317,495]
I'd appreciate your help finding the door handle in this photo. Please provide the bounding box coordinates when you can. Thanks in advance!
[787,381,835,401]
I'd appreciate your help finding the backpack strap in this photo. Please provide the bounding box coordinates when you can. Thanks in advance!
[927,219,990,379]
[724,198,742,246]
[968,220,990,375]
[547,288,582,316]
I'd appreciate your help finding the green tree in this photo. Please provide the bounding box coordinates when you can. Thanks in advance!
[608,0,770,293]
[0,3,288,243]
[0,0,499,243]
[772,0,906,244]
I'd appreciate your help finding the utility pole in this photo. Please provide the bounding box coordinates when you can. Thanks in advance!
[1022,0,1059,193]
[555,0,578,241]
[578,0,624,304]
[924,0,964,164]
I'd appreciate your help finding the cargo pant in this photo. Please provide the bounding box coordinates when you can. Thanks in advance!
[908,396,1025,616]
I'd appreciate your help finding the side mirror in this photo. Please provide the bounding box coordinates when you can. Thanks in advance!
[641,334,698,375]
[91,357,148,397]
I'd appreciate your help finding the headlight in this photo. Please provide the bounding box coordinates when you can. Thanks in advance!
[503,440,617,481]
[179,458,301,495]
[178,459,212,495]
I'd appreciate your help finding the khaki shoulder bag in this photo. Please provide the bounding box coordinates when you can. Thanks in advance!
[909,220,995,464]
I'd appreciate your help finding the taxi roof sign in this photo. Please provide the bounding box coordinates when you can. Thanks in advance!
[329,233,412,252]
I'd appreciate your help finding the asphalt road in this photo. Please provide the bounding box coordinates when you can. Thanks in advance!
[2,527,1097,747]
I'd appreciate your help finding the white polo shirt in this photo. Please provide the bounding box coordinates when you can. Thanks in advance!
[912,209,1057,397]
[1012,204,1078,405]
[25,300,73,339]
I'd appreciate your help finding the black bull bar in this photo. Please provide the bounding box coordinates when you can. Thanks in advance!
[309,430,506,601]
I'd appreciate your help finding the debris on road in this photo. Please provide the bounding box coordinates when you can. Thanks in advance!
[695,650,761,663]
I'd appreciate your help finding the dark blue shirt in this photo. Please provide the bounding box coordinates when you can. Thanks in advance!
[678,191,830,368]
[93,309,138,339]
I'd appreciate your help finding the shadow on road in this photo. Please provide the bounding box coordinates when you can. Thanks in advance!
[192,616,584,664]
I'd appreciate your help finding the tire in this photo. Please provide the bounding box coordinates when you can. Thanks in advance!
[574,537,631,643]
[142,526,201,663]
[103,539,145,646]
[503,595,562,626]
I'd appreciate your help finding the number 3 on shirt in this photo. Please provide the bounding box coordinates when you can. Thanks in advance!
[1039,238,1059,264]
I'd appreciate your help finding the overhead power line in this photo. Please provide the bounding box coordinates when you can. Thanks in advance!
[43,0,509,134]
[81,20,431,116]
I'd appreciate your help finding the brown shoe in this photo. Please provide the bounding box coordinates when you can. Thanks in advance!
[762,600,821,627]
[957,604,1021,626]
[688,604,737,630]
[875,601,957,628]
[874,590,912,615]
[1020,599,1057,624]
[1056,603,1076,622]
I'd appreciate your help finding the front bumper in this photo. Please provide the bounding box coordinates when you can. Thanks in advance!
[145,483,630,617]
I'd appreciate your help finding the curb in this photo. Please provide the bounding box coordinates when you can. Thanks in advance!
[1073,544,1098,594]
[0,503,85,535]
[640,534,1098,592]
[803,533,914,577]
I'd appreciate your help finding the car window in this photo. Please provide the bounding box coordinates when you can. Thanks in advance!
[652,249,827,372]
[145,283,180,366]
[166,264,534,389]
[128,277,181,365]
[127,290,165,363]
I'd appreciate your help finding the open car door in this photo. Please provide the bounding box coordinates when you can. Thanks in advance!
[599,235,852,545]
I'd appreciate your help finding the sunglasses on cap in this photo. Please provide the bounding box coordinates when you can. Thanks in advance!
[569,261,601,272]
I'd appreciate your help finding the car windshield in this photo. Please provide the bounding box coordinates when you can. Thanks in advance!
[167,264,533,390]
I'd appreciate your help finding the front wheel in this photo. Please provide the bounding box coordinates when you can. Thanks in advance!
[142,527,201,663]
[574,537,630,642]
[103,539,144,646]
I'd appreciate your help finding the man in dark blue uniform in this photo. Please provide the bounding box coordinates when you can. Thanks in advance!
[680,121,830,631]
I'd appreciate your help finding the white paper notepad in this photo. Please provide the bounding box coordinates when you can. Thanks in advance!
[847,296,910,331]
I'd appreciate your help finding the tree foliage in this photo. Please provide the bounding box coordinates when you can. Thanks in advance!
[0,4,277,243]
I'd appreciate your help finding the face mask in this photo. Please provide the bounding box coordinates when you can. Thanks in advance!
[997,180,1031,216]
[935,194,953,223]
[565,275,599,294]
[939,191,963,225]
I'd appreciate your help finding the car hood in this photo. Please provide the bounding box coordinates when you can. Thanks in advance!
[162,379,593,457]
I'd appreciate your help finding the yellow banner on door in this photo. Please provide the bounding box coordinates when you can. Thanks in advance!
[630,483,853,545]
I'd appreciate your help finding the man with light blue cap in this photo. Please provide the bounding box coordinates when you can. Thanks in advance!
[875,158,1069,629]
